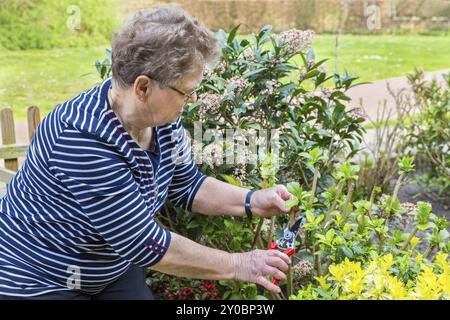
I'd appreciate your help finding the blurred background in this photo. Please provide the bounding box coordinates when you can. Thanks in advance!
[0,0,449,119]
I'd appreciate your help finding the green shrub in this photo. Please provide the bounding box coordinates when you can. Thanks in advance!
[103,25,450,301]
[260,153,449,300]
[291,253,450,300]
[0,0,119,50]
[156,24,365,299]
[404,68,450,195]
[95,25,449,300]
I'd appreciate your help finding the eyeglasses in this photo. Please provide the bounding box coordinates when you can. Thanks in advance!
[145,74,198,103]
[167,85,198,104]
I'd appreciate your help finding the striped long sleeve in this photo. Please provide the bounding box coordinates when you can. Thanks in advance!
[48,127,171,268]
[167,120,207,212]
[0,77,197,296]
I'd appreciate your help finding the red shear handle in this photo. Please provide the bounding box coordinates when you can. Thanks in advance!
[268,241,278,250]
[268,242,295,285]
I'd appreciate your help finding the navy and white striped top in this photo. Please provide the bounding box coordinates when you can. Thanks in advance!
[0,78,206,297]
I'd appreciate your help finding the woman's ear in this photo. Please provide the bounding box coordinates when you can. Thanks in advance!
[133,75,154,102]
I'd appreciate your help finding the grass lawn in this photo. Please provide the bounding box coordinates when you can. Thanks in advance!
[0,45,109,120]
[308,34,450,82]
[1,34,450,120]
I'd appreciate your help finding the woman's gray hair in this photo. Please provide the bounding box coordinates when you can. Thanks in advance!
[111,5,221,89]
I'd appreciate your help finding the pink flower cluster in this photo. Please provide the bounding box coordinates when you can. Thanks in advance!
[243,48,255,61]
[279,29,315,53]
[214,61,226,75]
[349,108,367,120]
[261,80,280,95]
[293,260,314,278]
[401,202,418,212]
[226,76,249,94]
[202,142,224,168]
[203,65,213,78]
[199,93,222,112]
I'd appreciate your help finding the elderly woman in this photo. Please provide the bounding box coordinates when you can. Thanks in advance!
[0,6,293,300]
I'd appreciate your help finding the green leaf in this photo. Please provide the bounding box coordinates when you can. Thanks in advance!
[285,198,299,209]
[287,181,301,195]
[224,219,234,230]
[220,174,243,187]
[242,67,267,79]
[240,39,250,47]
[229,293,243,300]
[243,284,257,299]
[341,246,353,258]
[304,69,320,80]
[105,48,112,59]
[417,222,433,232]
[314,288,332,299]
[227,24,241,45]
[299,152,312,160]
[247,123,261,130]
[230,238,241,252]
[309,147,322,160]
[257,25,273,43]
[438,229,450,241]
[326,229,335,243]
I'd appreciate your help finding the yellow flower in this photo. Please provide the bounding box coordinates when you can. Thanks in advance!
[306,251,449,300]
[379,254,394,274]
[410,236,420,249]
[346,275,365,296]
[413,266,441,300]
[329,264,346,283]
[437,273,450,299]
[434,252,449,273]
[414,253,424,264]
[366,272,385,298]
[314,275,330,289]
[387,276,408,300]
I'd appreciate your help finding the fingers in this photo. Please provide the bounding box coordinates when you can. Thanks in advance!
[275,184,294,201]
[256,276,281,293]
[256,185,294,217]
[268,188,290,213]
[268,249,291,265]
[267,257,289,272]
[274,185,294,212]
[276,195,290,212]
[239,250,291,294]
[262,251,289,286]
[264,265,287,281]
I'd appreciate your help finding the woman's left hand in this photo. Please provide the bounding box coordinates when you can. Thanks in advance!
[250,185,294,218]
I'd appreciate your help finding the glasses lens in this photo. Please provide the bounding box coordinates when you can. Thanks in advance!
[185,90,196,103]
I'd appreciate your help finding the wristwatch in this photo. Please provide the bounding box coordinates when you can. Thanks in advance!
[245,190,255,219]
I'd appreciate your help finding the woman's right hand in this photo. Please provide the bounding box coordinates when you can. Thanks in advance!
[231,249,290,293]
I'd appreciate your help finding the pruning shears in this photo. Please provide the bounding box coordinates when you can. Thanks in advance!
[267,215,304,285]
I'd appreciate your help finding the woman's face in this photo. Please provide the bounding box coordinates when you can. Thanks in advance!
[145,67,203,126]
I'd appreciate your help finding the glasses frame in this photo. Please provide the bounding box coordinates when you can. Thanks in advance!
[167,85,198,104]
[145,74,198,103]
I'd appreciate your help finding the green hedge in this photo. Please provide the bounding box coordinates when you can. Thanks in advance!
[0,0,120,50]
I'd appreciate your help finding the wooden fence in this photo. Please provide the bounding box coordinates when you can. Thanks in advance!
[0,106,41,184]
